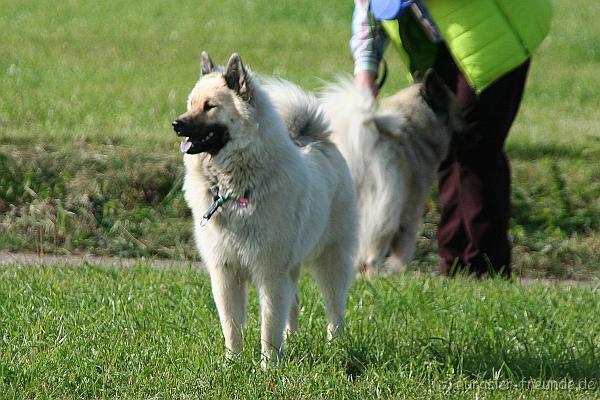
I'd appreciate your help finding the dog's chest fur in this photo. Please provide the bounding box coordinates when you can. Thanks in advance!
[183,149,304,270]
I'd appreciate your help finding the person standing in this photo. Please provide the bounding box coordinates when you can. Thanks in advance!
[351,0,553,276]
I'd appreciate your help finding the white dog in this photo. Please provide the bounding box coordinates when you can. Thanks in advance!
[172,52,357,366]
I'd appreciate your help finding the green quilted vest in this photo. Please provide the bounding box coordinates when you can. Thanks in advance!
[381,0,553,92]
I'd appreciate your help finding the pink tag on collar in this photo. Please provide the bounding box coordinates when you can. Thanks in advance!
[238,197,250,208]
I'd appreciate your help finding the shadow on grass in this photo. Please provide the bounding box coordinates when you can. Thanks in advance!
[511,161,600,236]
[341,277,600,384]
[342,333,600,383]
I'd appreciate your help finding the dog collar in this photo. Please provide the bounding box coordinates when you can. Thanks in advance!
[200,186,250,226]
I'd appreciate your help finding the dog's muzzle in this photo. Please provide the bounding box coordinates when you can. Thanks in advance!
[172,119,230,155]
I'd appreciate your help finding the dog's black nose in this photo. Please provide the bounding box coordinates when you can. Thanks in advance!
[172,119,187,135]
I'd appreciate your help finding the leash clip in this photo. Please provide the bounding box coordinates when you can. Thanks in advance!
[200,186,227,226]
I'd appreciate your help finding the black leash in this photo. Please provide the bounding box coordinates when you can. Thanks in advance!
[376,57,389,90]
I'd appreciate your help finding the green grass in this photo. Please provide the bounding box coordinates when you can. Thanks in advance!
[0,0,355,148]
[1,1,599,397]
[1,0,600,278]
[0,0,600,278]
[1,263,598,398]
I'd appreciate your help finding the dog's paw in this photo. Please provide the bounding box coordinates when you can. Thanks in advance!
[355,260,380,279]
[224,348,242,363]
[260,348,285,370]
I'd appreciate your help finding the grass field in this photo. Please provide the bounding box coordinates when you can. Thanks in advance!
[1,263,598,399]
[1,0,600,397]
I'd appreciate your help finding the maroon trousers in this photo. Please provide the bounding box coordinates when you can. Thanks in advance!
[432,45,530,276]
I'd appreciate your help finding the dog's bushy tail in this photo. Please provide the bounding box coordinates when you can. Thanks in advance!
[319,77,376,123]
[320,78,403,269]
[319,78,378,179]
[263,78,330,143]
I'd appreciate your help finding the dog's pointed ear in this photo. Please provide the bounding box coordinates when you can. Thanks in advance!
[420,69,449,113]
[200,51,215,76]
[224,53,251,100]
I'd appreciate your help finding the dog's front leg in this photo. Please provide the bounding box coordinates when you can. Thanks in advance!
[257,271,293,368]
[208,266,247,358]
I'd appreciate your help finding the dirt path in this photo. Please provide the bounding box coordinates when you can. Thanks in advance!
[1,251,596,288]
[0,251,203,269]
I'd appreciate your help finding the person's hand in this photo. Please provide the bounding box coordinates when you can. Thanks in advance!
[354,70,379,98]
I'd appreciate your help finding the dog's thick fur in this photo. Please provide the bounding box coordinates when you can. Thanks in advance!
[321,71,463,275]
[174,53,357,366]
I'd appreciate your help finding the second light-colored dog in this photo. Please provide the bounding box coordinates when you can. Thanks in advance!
[321,71,463,275]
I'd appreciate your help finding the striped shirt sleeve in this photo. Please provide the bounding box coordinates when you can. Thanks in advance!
[350,0,387,75]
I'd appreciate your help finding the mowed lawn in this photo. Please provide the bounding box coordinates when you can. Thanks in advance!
[1,263,599,399]
[1,0,600,278]
[1,1,600,397]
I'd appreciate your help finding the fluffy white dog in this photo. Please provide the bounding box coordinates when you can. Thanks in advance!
[172,52,357,366]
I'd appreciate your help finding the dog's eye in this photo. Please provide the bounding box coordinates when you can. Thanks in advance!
[204,102,216,112]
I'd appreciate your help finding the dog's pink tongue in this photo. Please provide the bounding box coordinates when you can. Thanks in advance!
[180,139,192,153]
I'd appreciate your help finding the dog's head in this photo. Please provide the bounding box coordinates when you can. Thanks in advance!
[172,52,255,157]
[416,69,464,133]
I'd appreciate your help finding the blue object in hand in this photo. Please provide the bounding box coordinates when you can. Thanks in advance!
[370,0,415,20]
